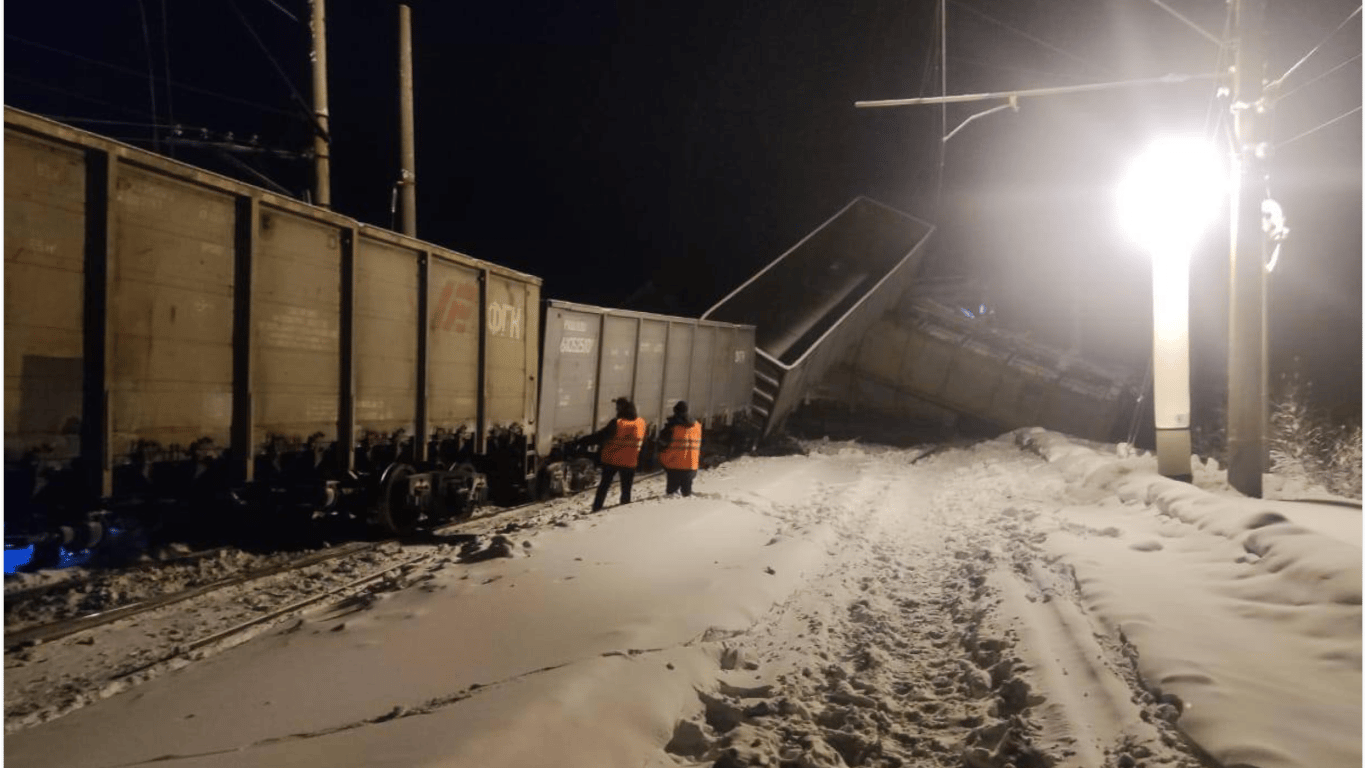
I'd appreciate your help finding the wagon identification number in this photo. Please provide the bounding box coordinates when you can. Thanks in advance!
[559,336,595,354]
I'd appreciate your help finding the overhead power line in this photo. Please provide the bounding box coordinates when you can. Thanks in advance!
[226,0,310,110]
[5,72,152,119]
[160,0,176,154]
[1278,104,1362,147]
[1266,4,1362,93]
[1145,0,1223,46]
[1275,53,1362,102]
[41,115,205,131]
[5,35,297,117]
[257,0,301,23]
[948,0,1111,76]
[136,0,161,152]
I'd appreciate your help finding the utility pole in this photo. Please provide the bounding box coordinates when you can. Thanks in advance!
[1227,0,1269,497]
[398,3,417,237]
[310,0,332,209]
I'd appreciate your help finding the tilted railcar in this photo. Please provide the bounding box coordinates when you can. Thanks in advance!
[4,107,754,553]
[702,197,935,437]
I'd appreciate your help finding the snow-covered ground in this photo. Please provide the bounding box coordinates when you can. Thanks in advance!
[3,429,1360,768]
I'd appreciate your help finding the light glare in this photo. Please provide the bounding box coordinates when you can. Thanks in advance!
[1117,138,1226,260]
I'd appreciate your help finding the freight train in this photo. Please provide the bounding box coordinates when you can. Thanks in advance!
[4,107,756,560]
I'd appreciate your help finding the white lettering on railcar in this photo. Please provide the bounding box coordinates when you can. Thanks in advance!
[564,319,588,333]
[486,302,523,340]
[734,349,747,363]
[559,336,594,354]
[260,306,339,352]
[24,237,58,255]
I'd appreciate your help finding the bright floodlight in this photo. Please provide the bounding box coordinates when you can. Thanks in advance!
[1117,136,1226,481]
[1117,137,1225,260]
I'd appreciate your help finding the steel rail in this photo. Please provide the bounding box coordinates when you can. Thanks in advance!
[4,546,237,609]
[111,550,435,681]
[3,470,646,649]
[3,540,377,648]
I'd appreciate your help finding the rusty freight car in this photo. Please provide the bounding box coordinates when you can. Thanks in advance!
[5,107,541,543]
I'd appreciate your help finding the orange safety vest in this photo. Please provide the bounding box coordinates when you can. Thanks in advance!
[660,422,702,470]
[601,417,646,468]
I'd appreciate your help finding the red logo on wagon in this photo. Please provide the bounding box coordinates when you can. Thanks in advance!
[431,281,478,333]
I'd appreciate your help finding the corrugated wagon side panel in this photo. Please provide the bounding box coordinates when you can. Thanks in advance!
[709,326,745,420]
[634,319,667,427]
[595,315,639,427]
[108,166,236,460]
[426,259,481,433]
[730,327,757,415]
[3,130,87,462]
[536,305,602,452]
[252,208,342,444]
[662,322,695,411]
[354,239,419,440]
[687,327,716,420]
[484,273,537,430]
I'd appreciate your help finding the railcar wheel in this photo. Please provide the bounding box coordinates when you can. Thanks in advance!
[441,462,484,520]
[376,463,420,534]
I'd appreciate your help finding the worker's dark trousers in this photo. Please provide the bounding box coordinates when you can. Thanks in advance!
[664,469,696,496]
[593,464,635,511]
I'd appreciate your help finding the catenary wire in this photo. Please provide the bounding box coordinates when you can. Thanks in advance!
[1266,4,1362,91]
[136,0,161,151]
[5,72,152,119]
[948,55,1096,83]
[1278,104,1362,147]
[160,0,176,155]
[40,115,209,132]
[257,0,301,23]
[948,0,1112,76]
[5,35,298,117]
[1203,1,1236,140]
[1145,0,1223,46]
[1274,53,1362,102]
[225,0,310,109]
[936,0,947,221]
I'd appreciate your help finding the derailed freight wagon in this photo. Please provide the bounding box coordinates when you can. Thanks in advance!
[702,197,935,437]
[5,107,540,541]
[536,300,756,494]
[820,294,1140,443]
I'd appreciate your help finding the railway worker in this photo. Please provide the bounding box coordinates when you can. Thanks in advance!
[659,400,702,497]
[587,397,647,511]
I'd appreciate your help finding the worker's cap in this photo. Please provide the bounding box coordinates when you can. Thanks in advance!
[613,397,632,406]
[673,400,688,414]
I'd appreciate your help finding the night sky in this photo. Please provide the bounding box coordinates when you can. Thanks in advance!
[5,0,1361,411]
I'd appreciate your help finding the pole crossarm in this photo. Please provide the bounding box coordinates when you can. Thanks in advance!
[855,72,1218,109]
[943,99,1018,142]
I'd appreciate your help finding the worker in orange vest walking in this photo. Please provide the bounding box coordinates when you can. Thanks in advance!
[587,397,647,511]
[659,400,702,497]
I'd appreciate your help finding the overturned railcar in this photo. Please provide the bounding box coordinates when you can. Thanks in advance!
[702,197,935,437]
[821,295,1140,443]
[5,107,540,539]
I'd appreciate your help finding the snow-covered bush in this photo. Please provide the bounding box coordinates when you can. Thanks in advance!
[1268,373,1362,499]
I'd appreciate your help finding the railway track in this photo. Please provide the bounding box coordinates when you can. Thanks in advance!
[4,541,379,648]
[2,481,597,650]
[3,545,240,612]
